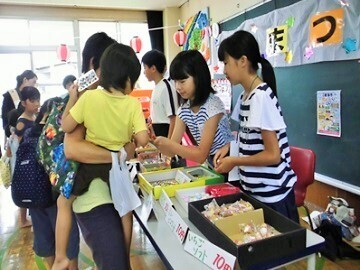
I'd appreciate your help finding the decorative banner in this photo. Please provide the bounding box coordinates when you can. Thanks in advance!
[317,90,341,137]
[212,78,232,113]
[266,25,289,56]
[184,230,236,270]
[218,0,360,67]
[310,8,344,47]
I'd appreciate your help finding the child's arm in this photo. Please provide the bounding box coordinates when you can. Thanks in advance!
[215,130,281,173]
[133,130,149,148]
[61,84,79,133]
[155,114,222,163]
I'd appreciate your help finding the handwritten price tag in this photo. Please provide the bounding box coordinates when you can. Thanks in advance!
[184,231,236,270]
[139,192,156,221]
[159,190,189,244]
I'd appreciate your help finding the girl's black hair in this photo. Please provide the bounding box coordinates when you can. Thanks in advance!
[20,86,40,102]
[100,43,141,92]
[170,50,214,107]
[218,30,277,96]
[82,32,117,73]
[16,70,37,91]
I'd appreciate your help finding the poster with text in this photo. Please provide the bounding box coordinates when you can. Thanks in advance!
[317,90,341,137]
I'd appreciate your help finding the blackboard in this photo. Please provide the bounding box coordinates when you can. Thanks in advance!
[220,0,360,187]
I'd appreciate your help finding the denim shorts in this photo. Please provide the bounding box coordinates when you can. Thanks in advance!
[29,203,80,259]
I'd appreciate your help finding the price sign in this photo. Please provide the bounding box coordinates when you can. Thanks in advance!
[164,207,189,244]
[139,192,156,221]
[184,231,236,270]
[159,190,188,244]
[159,189,173,215]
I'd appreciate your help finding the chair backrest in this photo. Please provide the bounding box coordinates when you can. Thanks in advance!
[290,146,316,207]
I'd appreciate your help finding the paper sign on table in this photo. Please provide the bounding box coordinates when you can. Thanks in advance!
[139,192,156,221]
[159,189,189,244]
[159,189,174,214]
[184,230,236,270]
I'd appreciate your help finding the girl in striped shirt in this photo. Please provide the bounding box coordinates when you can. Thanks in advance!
[154,50,233,168]
[215,30,299,223]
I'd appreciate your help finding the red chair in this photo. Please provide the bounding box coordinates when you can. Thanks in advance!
[290,146,316,230]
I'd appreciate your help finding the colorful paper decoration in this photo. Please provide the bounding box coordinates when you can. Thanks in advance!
[250,23,258,33]
[173,30,186,47]
[56,44,70,62]
[130,36,142,53]
[304,46,314,59]
[285,51,293,63]
[266,25,289,56]
[286,17,295,28]
[342,38,357,53]
[212,23,220,38]
[310,8,344,47]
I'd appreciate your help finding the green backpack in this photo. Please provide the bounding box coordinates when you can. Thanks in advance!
[37,95,79,199]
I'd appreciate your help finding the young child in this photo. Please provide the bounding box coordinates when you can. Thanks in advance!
[154,50,233,167]
[214,30,299,223]
[53,43,149,270]
[142,50,178,138]
[11,86,40,227]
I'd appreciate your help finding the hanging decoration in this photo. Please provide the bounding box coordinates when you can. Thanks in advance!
[173,30,186,47]
[57,44,70,62]
[130,36,142,53]
[212,23,220,38]
[342,38,357,53]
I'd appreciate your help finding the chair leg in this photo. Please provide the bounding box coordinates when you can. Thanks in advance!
[303,204,314,231]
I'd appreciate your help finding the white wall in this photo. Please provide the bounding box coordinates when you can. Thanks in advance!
[180,0,263,24]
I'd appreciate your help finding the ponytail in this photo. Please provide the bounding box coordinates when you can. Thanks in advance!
[15,70,37,91]
[259,57,277,97]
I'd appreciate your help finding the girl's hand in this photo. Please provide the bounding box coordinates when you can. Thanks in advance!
[154,136,174,157]
[215,156,236,173]
[68,83,79,98]
[213,143,230,168]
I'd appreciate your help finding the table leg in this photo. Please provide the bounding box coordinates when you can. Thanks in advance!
[307,254,316,270]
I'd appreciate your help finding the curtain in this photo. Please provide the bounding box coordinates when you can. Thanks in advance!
[146,11,164,52]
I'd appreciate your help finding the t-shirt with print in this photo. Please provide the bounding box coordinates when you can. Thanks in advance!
[178,94,233,155]
[70,88,147,151]
[232,83,297,204]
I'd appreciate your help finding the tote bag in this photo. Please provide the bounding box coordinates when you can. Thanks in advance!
[109,148,141,217]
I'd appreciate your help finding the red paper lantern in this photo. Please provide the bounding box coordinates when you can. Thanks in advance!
[173,30,186,47]
[130,36,142,53]
[57,44,70,62]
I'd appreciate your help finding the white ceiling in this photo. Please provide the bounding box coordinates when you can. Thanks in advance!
[0,0,187,10]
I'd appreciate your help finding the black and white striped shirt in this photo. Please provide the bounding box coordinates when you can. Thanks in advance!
[178,94,233,155]
[231,83,297,203]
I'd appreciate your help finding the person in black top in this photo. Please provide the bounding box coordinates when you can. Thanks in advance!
[2,70,37,138]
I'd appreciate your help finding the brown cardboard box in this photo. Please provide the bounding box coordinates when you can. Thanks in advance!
[189,193,306,270]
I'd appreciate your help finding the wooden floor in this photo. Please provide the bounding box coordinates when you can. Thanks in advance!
[0,185,359,270]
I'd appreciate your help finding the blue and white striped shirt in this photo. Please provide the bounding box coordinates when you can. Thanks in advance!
[178,94,233,156]
[231,83,297,203]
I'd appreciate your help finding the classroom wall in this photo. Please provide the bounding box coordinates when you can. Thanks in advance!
[163,7,181,64]
[0,4,146,21]
[179,0,263,24]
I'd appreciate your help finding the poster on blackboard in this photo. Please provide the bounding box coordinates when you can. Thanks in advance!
[317,90,341,137]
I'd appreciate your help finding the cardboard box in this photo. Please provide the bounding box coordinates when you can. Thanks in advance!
[188,193,306,270]
[139,159,170,173]
[138,168,224,199]
[175,183,241,213]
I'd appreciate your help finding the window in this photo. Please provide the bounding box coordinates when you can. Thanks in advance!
[0,19,30,46]
[29,21,74,46]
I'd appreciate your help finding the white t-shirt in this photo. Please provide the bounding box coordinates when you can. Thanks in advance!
[232,83,297,204]
[150,79,178,124]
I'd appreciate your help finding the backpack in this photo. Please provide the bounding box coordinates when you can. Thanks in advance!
[11,128,53,208]
[36,95,78,199]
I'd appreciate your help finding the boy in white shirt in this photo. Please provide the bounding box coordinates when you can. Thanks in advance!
[142,50,179,138]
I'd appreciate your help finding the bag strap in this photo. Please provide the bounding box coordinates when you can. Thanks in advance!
[163,79,176,116]
[8,89,20,108]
